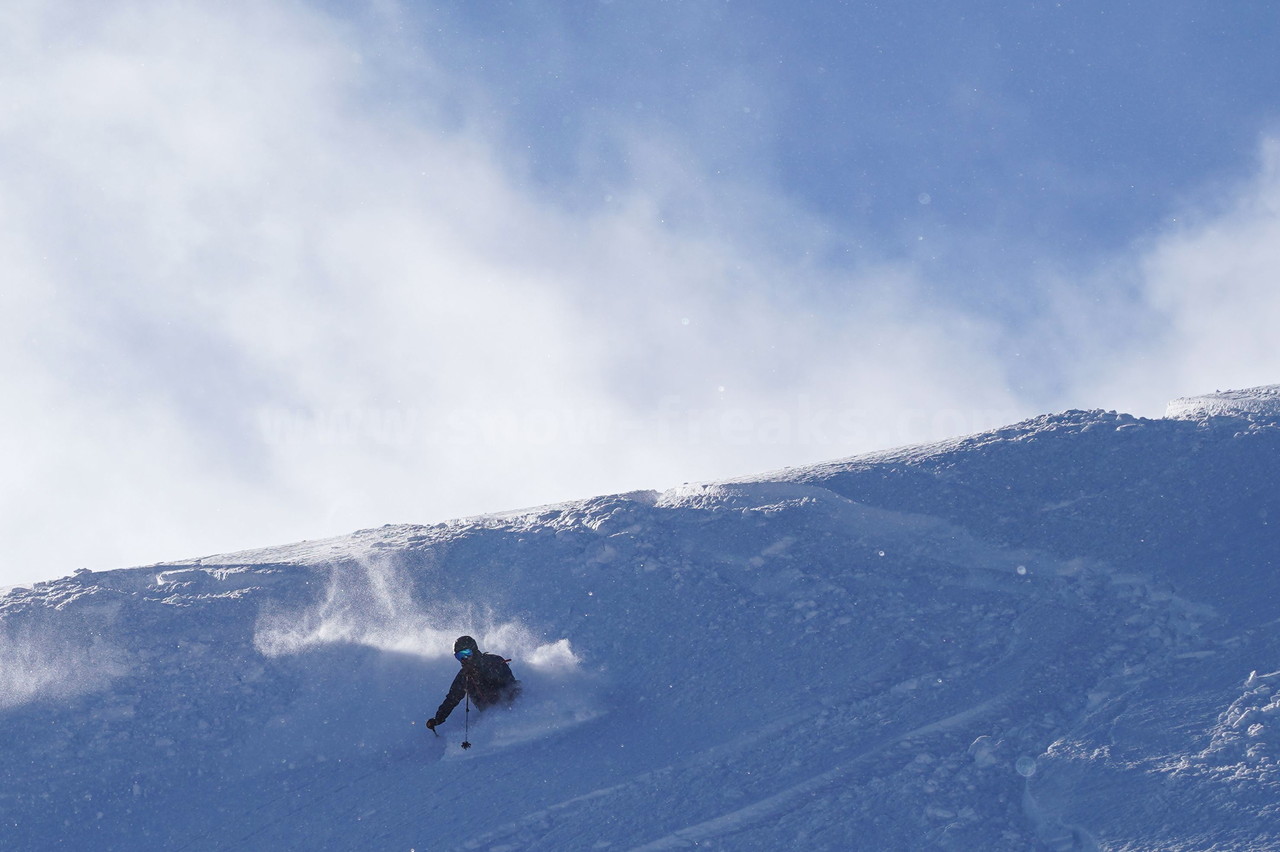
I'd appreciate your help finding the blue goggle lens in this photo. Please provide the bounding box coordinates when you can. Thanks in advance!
[455,648,475,662]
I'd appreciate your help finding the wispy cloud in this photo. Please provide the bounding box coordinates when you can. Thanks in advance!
[1070,139,1280,414]
[2,1,1146,585]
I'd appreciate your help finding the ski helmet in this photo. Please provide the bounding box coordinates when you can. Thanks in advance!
[454,635,479,654]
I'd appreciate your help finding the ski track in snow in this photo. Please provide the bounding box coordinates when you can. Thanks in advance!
[623,696,1008,852]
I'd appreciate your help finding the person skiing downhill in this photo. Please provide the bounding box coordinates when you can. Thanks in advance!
[425,636,521,731]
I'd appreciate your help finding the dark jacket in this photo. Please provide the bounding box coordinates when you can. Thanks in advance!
[434,652,520,723]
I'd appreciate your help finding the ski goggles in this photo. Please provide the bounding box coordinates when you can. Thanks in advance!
[455,648,475,662]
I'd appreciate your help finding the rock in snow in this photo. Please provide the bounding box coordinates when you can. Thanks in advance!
[2,386,1280,850]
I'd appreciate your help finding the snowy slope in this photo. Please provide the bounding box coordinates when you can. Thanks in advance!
[2,385,1279,851]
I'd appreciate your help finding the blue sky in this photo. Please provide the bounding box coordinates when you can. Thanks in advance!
[2,0,1279,586]
[410,1,1276,272]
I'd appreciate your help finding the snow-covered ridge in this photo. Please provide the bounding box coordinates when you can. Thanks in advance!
[4,393,1280,849]
[1165,383,1280,422]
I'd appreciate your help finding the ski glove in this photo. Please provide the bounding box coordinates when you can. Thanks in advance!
[426,718,439,731]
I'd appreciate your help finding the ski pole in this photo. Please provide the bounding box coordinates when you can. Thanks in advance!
[462,694,472,750]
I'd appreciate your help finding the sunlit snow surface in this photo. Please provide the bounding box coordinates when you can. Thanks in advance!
[1166,383,1280,421]
[3,386,1280,850]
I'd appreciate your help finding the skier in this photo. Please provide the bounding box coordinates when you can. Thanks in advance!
[425,636,521,731]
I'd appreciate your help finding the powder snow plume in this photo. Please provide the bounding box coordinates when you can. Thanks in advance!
[252,554,579,671]
[0,620,126,710]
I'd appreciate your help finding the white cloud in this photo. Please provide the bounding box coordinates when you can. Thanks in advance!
[0,0,1029,587]
[1078,139,1280,414]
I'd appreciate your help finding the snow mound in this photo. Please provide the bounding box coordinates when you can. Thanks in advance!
[1164,383,1280,422]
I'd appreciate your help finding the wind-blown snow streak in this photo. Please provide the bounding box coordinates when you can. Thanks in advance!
[0,622,125,709]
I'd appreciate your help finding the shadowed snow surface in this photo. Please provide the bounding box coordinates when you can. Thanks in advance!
[2,388,1280,850]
